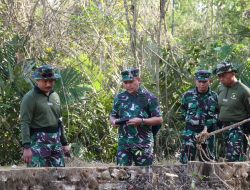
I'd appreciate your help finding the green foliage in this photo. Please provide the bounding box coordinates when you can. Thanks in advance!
[57,54,117,162]
[65,92,117,162]
[0,36,30,165]
[143,0,250,159]
[0,31,118,165]
[55,67,93,104]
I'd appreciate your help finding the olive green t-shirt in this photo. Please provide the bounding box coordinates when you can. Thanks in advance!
[20,86,67,146]
[218,81,250,122]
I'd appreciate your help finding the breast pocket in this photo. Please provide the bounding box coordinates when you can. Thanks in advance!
[207,99,217,117]
[118,96,131,117]
[208,106,216,117]
[119,98,129,111]
[187,102,198,115]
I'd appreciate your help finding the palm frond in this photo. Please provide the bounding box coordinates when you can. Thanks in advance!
[55,67,93,105]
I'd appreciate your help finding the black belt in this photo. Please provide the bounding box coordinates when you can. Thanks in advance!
[30,127,59,135]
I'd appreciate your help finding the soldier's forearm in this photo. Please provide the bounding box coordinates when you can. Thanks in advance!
[142,117,163,126]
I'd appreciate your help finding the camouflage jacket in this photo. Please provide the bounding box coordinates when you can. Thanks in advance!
[180,88,219,132]
[111,87,161,147]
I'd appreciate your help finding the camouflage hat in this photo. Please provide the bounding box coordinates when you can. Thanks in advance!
[195,70,211,81]
[121,68,139,81]
[32,65,61,80]
[213,61,237,75]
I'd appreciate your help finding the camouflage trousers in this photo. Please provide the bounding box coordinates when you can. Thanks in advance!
[180,130,215,164]
[117,144,153,166]
[223,127,247,162]
[28,132,65,167]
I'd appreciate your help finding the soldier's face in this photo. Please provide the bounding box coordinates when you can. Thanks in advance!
[123,78,140,94]
[36,79,56,94]
[218,72,235,87]
[195,80,210,93]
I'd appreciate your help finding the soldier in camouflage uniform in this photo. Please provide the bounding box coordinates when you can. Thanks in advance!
[110,68,163,166]
[214,61,250,162]
[180,70,219,164]
[20,65,70,167]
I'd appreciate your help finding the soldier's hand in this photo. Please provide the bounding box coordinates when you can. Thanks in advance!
[22,148,33,164]
[63,145,70,154]
[111,119,119,127]
[127,118,143,126]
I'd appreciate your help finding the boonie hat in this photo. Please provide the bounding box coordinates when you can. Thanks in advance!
[32,65,61,80]
[213,61,237,75]
[121,68,139,81]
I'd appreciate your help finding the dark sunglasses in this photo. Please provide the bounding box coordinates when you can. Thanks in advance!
[213,64,231,75]
[121,70,130,75]
[219,64,232,72]
[121,69,138,76]
[39,68,54,78]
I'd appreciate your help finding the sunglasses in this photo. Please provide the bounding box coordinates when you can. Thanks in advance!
[219,64,231,70]
[121,70,136,75]
[121,69,138,76]
[217,62,234,72]
[39,68,54,78]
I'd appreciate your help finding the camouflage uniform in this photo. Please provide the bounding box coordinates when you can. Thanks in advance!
[111,68,162,166]
[20,65,68,167]
[180,70,219,164]
[221,123,247,162]
[28,132,65,167]
[214,62,250,161]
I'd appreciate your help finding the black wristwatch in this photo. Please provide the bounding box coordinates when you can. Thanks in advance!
[141,118,144,125]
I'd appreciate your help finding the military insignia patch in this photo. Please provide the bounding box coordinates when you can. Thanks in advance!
[230,93,237,100]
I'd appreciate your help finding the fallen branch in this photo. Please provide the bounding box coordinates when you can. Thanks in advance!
[209,118,250,137]
[196,118,250,144]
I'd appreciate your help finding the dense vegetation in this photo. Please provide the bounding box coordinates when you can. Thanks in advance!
[0,0,249,165]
